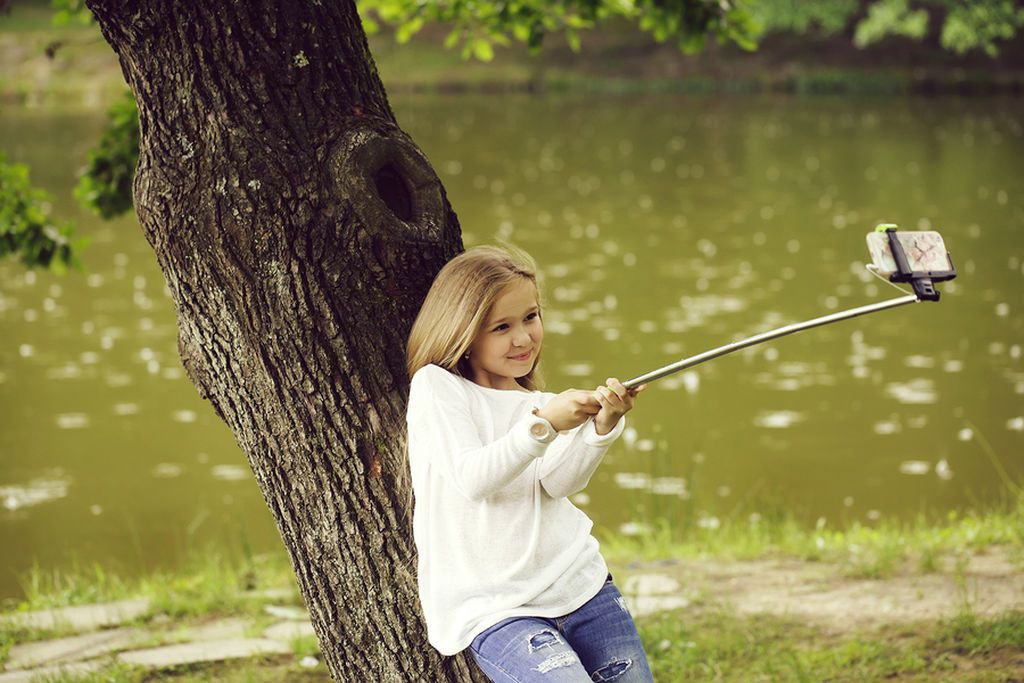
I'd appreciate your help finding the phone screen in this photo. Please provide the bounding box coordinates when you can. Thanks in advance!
[865,231,953,276]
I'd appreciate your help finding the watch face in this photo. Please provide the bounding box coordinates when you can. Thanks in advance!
[530,422,549,439]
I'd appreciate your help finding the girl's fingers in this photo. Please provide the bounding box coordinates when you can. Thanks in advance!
[625,383,647,398]
[606,378,628,400]
[597,385,624,410]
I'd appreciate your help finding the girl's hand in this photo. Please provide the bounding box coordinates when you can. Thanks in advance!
[535,389,601,432]
[594,378,646,435]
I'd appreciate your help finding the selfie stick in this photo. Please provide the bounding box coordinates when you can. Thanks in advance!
[622,227,956,390]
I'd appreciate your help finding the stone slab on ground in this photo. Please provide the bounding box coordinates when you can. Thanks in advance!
[629,595,692,618]
[0,660,104,683]
[247,587,296,600]
[620,573,690,617]
[623,573,681,596]
[2,598,151,632]
[173,617,250,642]
[263,604,308,620]
[263,620,315,641]
[5,627,147,669]
[117,638,290,667]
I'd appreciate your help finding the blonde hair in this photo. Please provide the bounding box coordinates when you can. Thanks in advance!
[406,244,546,391]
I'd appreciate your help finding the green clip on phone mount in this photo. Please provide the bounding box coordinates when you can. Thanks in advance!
[622,224,959,390]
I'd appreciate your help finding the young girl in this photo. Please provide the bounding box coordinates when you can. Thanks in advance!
[405,244,653,682]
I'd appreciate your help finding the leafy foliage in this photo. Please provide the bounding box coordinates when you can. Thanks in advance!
[39,0,1024,57]
[748,0,858,36]
[941,1,1024,57]
[754,0,1024,56]
[357,0,759,61]
[854,0,929,48]
[50,0,95,27]
[74,89,139,219]
[0,153,88,273]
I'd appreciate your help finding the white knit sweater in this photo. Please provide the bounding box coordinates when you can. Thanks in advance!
[406,363,626,655]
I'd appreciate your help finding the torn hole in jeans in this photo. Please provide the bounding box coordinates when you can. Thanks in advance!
[527,629,561,654]
[591,657,632,681]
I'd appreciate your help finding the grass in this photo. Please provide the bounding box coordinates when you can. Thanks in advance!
[0,543,302,666]
[934,611,1024,656]
[14,559,133,612]
[139,551,297,620]
[30,662,146,683]
[0,503,1020,680]
[289,634,321,659]
[598,489,1024,580]
[4,545,299,617]
[637,608,1024,682]
[8,491,1017,622]
[21,611,1024,682]
[27,658,331,682]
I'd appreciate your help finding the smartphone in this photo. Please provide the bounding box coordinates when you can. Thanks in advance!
[865,230,955,278]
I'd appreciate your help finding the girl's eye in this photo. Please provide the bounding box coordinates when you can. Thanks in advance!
[494,312,539,332]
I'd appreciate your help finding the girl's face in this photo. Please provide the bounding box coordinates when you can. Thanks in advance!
[467,278,544,390]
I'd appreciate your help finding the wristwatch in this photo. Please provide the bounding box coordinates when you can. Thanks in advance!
[526,407,557,444]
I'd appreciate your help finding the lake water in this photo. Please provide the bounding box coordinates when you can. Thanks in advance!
[2,93,1022,601]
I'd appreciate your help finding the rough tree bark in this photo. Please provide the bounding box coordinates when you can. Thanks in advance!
[82,0,483,679]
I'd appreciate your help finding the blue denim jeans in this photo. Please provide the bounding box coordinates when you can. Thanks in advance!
[468,573,654,682]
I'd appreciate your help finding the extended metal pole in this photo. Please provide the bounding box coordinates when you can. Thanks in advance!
[622,293,920,389]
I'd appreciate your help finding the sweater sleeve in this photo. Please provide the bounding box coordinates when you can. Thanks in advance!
[407,365,553,502]
[537,414,626,499]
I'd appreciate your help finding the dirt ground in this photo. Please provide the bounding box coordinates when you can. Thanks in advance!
[618,547,1024,629]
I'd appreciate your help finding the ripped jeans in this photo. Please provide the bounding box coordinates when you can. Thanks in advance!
[468,574,654,682]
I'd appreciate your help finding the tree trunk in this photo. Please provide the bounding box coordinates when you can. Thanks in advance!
[82,0,483,679]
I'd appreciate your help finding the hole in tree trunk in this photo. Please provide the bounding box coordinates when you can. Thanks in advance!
[373,163,412,222]
[330,126,445,239]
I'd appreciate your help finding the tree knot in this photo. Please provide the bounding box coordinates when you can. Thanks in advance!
[327,121,445,243]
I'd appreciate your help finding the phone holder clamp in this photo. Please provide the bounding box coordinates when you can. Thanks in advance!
[884,227,956,302]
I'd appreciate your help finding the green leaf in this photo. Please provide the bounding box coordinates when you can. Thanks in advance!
[0,152,86,272]
[445,27,464,49]
[74,89,138,219]
[512,22,531,41]
[50,0,95,27]
[472,37,494,61]
[940,0,1024,56]
[396,16,425,44]
[854,0,929,49]
[566,27,581,52]
[489,32,511,47]
[362,16,381,35]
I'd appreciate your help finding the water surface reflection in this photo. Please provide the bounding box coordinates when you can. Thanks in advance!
[1,94,1021,599]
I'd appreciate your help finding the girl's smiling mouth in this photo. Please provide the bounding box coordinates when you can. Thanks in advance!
[509,350,532,361]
